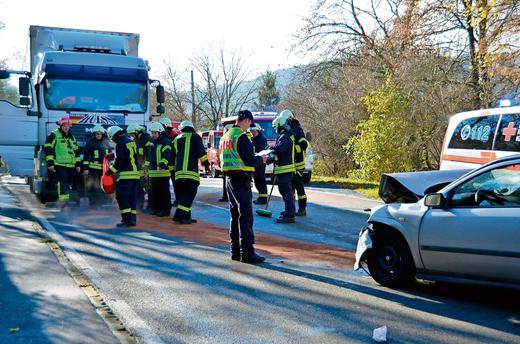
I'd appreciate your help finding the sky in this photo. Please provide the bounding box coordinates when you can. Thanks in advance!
[0,0,314,79]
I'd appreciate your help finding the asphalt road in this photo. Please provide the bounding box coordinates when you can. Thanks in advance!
[3,176,519,344]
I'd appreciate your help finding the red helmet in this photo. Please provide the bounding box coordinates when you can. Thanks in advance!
[57,117,72,126]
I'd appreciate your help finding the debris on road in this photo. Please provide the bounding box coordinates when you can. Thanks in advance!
[372,325,387,342]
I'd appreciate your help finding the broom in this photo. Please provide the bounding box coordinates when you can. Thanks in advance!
[256,176,276,217]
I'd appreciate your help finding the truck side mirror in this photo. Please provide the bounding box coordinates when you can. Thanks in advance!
[156,104,165,114]
[19,77,31,106]
[156,85,165,104]
[305,131,312,142]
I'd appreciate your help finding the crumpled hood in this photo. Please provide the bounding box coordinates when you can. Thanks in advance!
[379,169,470,204]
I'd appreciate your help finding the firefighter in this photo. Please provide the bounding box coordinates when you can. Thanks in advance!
[82,125,110,206]
[270,115,296,223]
[218,124,233,202]
[159,117,180,206]
[250,124,269,205]
[127,124,152,211]
[106,126,141,227]
[171,120,209,224]
[220,110,266,263]
[281,109,309,216]
[44,117,81,205]
[146,122,172,217]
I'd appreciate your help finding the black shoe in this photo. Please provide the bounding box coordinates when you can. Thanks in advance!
[241,253,265,264]
[231,254,240,261]
[218,198,228,202]
[149,209,159,215]
[190,218,197,224]
[295,209,307,216]
[156,211,170,217]
[253,199,267,205]
[127,222,136,227]
[116,222,132,228]
[178,219,192,225]
[276,216,295,224]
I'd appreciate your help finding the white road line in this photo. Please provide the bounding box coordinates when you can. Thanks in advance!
[16,191,166,344]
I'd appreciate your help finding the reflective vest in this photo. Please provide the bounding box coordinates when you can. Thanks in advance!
[220,127,255,172]
[45,129,79,168]
[173,132,208,181]
[109,136,141,180]
[147,136,171,178]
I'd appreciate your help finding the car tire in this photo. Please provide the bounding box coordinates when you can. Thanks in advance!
[366,229,416,288]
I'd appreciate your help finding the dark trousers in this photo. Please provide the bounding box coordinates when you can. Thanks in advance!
[226,174,255,258]
[221,172,228,200]
[173,179,199,220]
[292,170,307,210]
[149,176,171,213]
[85,169,106,205]
[115,179,138,224]
[170,171,177,203]
[55,166,74,201]
[253,164,268,201]
[137,177,145,210]
[277,172,295,217]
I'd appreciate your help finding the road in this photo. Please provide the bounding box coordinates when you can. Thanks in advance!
[3,176,519,344]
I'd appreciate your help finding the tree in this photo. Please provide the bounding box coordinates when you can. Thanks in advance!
[257,70,280,108]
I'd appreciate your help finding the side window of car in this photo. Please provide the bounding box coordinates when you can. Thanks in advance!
[451,164,520,208]
[448,115,499,150]
[493,114,520,152]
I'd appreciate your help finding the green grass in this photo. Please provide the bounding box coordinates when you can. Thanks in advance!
[310,175,380,199]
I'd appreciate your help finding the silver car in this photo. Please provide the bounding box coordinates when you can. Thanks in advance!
[355,154,520,288]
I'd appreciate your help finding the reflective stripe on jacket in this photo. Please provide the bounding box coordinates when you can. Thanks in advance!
[220,127,256,172]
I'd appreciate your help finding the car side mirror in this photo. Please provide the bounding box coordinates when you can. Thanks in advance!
[424,193,445,208]
[156,104,165,114]
[156,85,165,104]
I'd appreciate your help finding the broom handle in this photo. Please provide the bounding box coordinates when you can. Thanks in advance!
[265,176,276,210]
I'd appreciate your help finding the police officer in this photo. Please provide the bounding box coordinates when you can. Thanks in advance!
[221,110,267,263]
[250,124,269,205]
[159,117,180,206]
[281,109,309,216]
[146,122,172,217]
[106,126,141,227]
[218,124,233,202]
[82,125,110,206]
[127,124,153,212]
[270,115,296,223]
[44,117,81,205]
[172,120,209,224]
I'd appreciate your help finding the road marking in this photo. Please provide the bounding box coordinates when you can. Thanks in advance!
[194,200,228,211]
[16,190,167,344]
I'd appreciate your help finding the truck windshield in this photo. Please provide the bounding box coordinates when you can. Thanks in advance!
[44,78,147,113]
[256,119,277,140]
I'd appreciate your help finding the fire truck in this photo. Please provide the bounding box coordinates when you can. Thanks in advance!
[199,129,224,177]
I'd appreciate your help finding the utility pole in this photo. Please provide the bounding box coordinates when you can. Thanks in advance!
[191,70,196,127]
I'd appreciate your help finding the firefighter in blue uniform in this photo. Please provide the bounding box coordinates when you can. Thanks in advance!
[146,122,172,217]
[250,124,269,205]
[82,124,110,206]
[281,109,309,216]
[159,117,179,206]
[106,126,141,227]
[172,120,210,224]
[127,124,153,212]
[220,110,267,263]
[270,115,296,223]
[44,117,81,205]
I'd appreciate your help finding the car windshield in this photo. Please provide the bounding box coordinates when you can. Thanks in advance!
[256,119,277,140]
[44,78,147,113]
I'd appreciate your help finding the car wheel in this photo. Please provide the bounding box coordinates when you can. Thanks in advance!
[366,229,415,288]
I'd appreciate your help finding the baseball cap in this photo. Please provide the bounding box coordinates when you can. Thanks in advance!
[237,110,255,127]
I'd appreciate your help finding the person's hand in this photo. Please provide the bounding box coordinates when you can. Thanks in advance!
[262,155,268,163]
[76,166,81,173]
[48,166,55,173]
[83,170,89,176]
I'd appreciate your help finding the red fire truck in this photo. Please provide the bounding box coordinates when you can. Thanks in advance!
[199,129,224,177]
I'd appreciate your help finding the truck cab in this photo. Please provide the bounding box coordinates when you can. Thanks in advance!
[199,129,223,177]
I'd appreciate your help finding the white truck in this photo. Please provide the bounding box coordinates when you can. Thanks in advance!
[0,25,165,201]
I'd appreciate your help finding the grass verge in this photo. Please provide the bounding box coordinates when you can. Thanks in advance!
[310,175,380,200]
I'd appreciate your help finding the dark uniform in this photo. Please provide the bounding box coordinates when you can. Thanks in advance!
[147,135,172,216]
[82,135,110,205]
[172,127,209,224]
[221,125,264,261]
[252,130,269,204]
[135,131,153,211]
[109,134,141,226]
[289,119,309,214]
[272,127,296,222]
[44,128,81,202]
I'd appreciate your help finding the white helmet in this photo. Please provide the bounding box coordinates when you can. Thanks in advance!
[272,115,289,129]
[159,117,173,128]
[279,109,294,120]
[107,126,123,141]
[92,125,106,134]
[126,123,144,134]
[148,122,164,133]
[250,124,262,132]
[180,120,194,130]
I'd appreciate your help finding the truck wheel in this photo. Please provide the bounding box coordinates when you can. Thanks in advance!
[366,229,416,288]
[303,172,312,184]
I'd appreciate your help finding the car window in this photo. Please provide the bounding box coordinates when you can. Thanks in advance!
[493,114,520,152]
[448,115,499,150]
[451,164,520,207]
